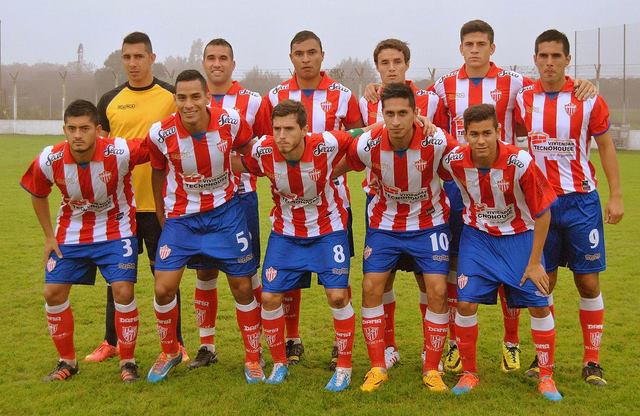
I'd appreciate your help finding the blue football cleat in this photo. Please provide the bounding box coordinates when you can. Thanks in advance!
[265,362,288,384]
[325,367,352,392]
[147,352,182,383]
[244,361,266,384]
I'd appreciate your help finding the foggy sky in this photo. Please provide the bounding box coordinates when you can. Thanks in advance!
[2,0,639,78]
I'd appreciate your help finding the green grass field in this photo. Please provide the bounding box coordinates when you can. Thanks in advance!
[0,135,638,416]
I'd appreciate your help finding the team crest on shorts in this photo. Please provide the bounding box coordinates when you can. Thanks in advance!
[122,326,138,343]
[46,258,57,272]
[98,171,112,184]
[216,140,228,153]
[564,102,577,116]
[159,245,172,260]
[364,327,379,342]
[308,168,322,182]
[497,179,510,192]
[265,267,278,282]
[538,351,549,366]
[320,101,332,113]
[590,332,602,348]
[490,89,502,102]
[363,246,373,260]
[457,274,468,289]
[414,159,428,172]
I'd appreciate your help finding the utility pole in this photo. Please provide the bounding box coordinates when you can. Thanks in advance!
[9,72,18,120]
[59,71,67,119]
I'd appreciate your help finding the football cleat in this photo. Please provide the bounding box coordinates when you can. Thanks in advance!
[244,361,266,384]
[84,340,117,362]
[285,340,304,365]
[501,343,521,372]
[525,356,540,378]
[147,351,182,383]
[582,362,607,386]
[325,367,352,392]
[422,370,448,392]
[120,362,140,383]
[384,346,400,369]
[179,344,190,363]
[265,362,289,385]
[43,361,78,382]
[328,345,338,371]
[452,372,479,396]
[187,346,218,369]
[443,343,463,373]
[538,376,563,401]
[360,367,388,392]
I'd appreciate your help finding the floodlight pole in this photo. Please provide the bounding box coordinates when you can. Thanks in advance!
[59,71,67,120]
[9,72,18,120]
[622,24,627,125]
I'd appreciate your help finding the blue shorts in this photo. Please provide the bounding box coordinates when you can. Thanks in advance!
[457,225,549,308]
[188,191,261,271]
[444,180,463,257]
[45,237,138,285]
[363,225,450,275]
[544,191,606,274]
[262,230,350,293]
[155,197,257,277]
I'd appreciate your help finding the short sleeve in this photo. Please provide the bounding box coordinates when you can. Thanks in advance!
[20,154,53,198]
[147,135,167,170]
[343,93,363,127]
[346,136,366,172]
[589,96,610,137]
[127,138,150,167]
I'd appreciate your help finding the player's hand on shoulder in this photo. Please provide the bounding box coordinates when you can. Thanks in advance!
[573,78,598,101]
[605,195,624,224]
[416,115,436,137]
[364,83,382,103]
[43,237,62,265]
[520,262,550,295]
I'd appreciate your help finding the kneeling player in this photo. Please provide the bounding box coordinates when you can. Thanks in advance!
[345,83,455,392]
[234,100,367,391]
[146,70,262,383]
[442,104,561,401]
[21,100,148,382]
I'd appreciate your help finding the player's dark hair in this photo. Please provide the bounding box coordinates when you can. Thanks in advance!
[122,31,153,53]
[460,20,494,43]
[381,82,416,110]
[535,29,570,56]
[272,99,307,128]
[373,39,410,65]
[463,104,499,130]
[64,99,99,125]
[175,69,208,93]
[204,38,234,59]
[290,30,323,52]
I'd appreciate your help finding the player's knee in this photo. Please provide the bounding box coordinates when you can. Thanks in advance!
[575,275,600,298]
[528,306,550,319]
[326,290,349,309]
[261,292,282,310]
[154,281,177,304]
[228,276,254,303]
[197,269,219,281]
[456,301,476,316]
[43,286,67,306]
[111,282,134,305]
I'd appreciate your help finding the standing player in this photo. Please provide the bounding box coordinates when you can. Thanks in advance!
[515,29,623,385]
[346,83,455,392]
[21,100,148,382]
[359,38,448,369]
[93,31,187,362]
[259,30,363,365]
[234,100,368,391]
[185,38,267,369]
[146,70,262,383]
[442,104,562,401]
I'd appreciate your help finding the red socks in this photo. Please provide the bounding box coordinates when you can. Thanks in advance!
[236,299,262,363]
[283,289,301,340]
[114,299,139,361]
[531,313,556,378]
[499,285,520,345]
[423,310,449,372]
[382,291,397,350]
[580,295,605,364]
[154,296,180,355]
[455,313,478,374]
[362,305,386,369]
[46,300,75,361]
[194,279,218,347]
[332,304,355,368]
[262,305,287,364]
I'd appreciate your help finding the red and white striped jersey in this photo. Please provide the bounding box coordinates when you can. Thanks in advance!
[20,137,149,244]
[347,124,455,231]
[431,63,531,145]
[515,77,610,196]
[441,141,557,236]
[359,80,449,196]
[147,107,253,218]
[209,81,267,194]
[259,72,362,208]
[242,130,352,238]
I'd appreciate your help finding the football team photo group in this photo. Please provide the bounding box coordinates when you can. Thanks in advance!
[19,18,626,404]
